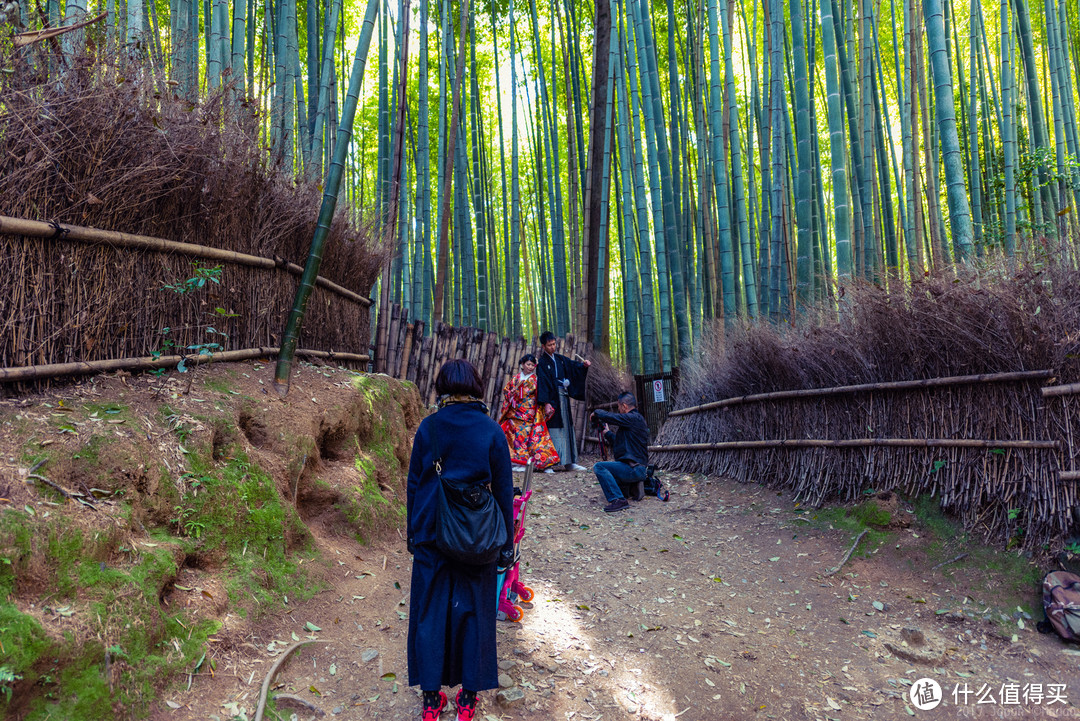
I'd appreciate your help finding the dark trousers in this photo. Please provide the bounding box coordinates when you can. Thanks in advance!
[593,461,648,502]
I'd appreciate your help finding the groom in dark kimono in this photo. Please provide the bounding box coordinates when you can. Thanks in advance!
[536,331,590,471]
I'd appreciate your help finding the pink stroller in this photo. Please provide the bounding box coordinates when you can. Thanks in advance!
[496,459,537,622]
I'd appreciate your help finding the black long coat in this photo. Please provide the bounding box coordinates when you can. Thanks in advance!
[405,401,514,691]
[536,352,588,429]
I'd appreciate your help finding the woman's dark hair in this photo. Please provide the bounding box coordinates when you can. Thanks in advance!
[539,331,557,345]
[519,353,538,366]
[435,359,484,397]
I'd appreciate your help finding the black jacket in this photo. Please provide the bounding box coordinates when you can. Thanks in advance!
[406,402,514,558]
[594,408,650,466]
[536,352,588,429]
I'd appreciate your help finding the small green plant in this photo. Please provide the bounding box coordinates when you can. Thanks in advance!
[161,263,222,294]
[1007,508,1021,521]
[180,472,212,496]
[154,263,234,378]
[1064,540,1080,555]
[172,505,197,534]
[0,665,20,703]
[183,519,206,539]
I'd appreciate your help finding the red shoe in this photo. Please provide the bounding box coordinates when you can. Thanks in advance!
[422,691,447,721]
[455,689,478,721]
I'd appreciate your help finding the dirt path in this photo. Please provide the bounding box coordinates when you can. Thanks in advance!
[158,466,1080,721]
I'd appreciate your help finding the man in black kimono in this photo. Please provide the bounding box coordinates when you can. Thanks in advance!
[536,331,590,471]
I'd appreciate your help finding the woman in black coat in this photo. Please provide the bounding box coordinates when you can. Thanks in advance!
[406,359,515,721]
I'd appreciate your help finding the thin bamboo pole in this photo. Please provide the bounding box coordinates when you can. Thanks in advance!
[651,438,1059,451]
[1041,382,1080,397]
[0,216,372,306]
[668,370,1053,416]
[0,348,370,383]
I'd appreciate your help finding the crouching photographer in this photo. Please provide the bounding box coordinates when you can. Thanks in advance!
[590,392,651,513]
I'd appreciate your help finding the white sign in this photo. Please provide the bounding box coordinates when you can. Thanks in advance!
[653,379,665,403]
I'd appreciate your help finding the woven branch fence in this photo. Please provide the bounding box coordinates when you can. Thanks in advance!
[0,65,390,391]
[653,267,1080,550]
[0,216,377,387]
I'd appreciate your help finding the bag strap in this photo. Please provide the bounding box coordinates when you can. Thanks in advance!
[429,419,443,478]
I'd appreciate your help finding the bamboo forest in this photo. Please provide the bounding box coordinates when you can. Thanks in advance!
[2,0,1076,374]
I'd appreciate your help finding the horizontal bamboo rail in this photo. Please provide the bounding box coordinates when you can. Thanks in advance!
[649,438,1060,451]
[0,215,372,307]
[0,347,369,383]
[14,12,105,46]
[1059,471,1080,482]
[667,369,1054,417]
[1041,382,1080,397]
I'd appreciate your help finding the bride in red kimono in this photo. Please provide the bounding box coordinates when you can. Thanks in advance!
[499,354,560,473]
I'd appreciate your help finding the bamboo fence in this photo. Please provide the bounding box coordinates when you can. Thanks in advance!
[654,374,1079,549]
[370,303,613,443]
[0,218,375,386]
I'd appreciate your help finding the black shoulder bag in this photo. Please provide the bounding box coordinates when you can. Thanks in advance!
[429,420,508,565]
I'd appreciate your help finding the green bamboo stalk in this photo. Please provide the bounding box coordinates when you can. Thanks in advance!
[246,0,257,95]
[1046,0,1070,231]
[636,0,687,359]
[618,0,659,372]
[377,0,389,219]
[871,58,899,273]
[707,0,735,324]
[548,0,569,334]
[432,0,472,322]
[820,0,851,279]
[208,0,222,86]
[829,5,868,279]
[1012,0,1052,227]
[510,6,522,336]
[900,0,918,275]
[275,0,380,393]
[790,0,813,309]
[968,0,983,253]
[1055,0,1080,196]
[524,0,567,333]
[311,0,341,171]
[627,0,673,367]
[769,0,786,321]
[924,0,973,260]
[469,11,488,329]
[62,0,87,56]
[232,0,247,96]
[723,0,756,317]
[486,2,512,335]
[557,6,586,334]
[666,0,684,310]
[859,0,875,279]
[1002,0,1016,256]
[592,8,620,346]
[305,0,318,136]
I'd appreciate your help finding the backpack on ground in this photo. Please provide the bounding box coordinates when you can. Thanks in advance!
[1036,570,1080,641]
[643,465,669,502]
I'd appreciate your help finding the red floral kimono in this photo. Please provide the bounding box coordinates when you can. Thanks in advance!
[499,372,559,470]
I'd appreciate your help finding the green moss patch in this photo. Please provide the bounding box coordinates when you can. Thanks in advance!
[0,369,423,720]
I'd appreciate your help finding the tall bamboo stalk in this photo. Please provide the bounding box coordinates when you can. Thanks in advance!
[275,0,380,393]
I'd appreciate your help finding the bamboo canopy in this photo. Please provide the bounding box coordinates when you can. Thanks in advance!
[5,0,1074,372]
